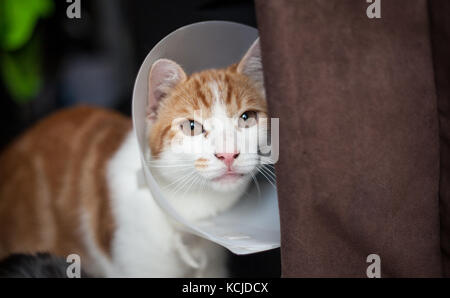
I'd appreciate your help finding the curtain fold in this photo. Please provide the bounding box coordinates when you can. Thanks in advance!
[255,0,446,277]
[429,0,450,277]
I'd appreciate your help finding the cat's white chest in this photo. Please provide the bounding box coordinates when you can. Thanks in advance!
[93,131,226,277]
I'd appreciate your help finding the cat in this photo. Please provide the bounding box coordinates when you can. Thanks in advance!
[0,38,268,277]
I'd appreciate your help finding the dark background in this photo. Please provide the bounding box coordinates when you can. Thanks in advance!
[0,0,280,277]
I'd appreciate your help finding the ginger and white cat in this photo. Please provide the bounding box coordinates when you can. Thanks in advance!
[0,39,267,277]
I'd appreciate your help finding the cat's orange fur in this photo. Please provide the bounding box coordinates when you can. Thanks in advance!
[150,64,267,157]
[0,107,130,261]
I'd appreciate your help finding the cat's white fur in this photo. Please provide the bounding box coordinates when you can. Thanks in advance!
[88,130,228,277]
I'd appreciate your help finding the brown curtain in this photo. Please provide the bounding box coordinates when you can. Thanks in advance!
[255,0,449,277]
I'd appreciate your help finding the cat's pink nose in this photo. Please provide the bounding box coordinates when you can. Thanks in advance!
[215,152,240,169]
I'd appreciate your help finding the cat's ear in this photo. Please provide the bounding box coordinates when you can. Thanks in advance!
[237,38,264,90]
[147,59,187,120]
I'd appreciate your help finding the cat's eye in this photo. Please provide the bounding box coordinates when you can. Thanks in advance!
[180,120,204,136]
[238,111,258,128]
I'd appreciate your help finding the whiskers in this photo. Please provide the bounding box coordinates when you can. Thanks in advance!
[146,158,194,169]
[146,157,211,198]
[144,155,277,202]
[256,164,276,190]
[250,170,262,200]
[256,156,277,190]
[237,155,277,191]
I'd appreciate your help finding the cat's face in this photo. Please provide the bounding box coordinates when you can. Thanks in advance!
[147,40,268,193]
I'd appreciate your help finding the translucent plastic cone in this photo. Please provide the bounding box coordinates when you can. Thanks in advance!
[132,21,280,254]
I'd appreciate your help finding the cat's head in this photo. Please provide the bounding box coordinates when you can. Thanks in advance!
[146,39,268,195]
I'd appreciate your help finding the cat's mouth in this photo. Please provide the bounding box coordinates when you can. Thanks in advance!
[212,171,244,183]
